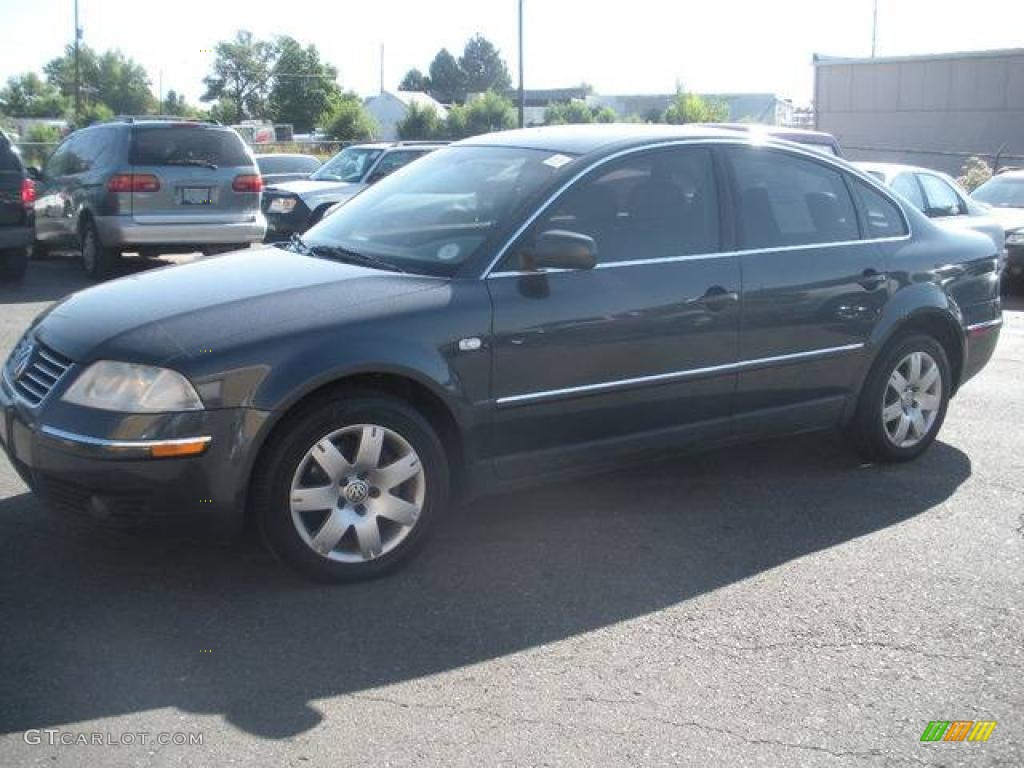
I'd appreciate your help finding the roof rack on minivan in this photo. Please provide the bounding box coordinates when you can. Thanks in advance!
[105,115,222,126]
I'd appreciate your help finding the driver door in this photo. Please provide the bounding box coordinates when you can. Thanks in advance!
[485,146,741,479]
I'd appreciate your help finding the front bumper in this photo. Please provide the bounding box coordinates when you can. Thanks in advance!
[0,225,32,249]
[1,371,269,532]
[94,215,267,247]
[261,196,312,241]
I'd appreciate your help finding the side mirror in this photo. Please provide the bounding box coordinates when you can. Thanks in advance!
[26,166,42,181]
[524,229,597,271]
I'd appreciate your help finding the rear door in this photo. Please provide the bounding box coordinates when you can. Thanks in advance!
[128,125,259,225]
[0,140,25,229]
[724,145,895,433]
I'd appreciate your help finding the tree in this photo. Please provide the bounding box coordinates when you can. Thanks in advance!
[662,89,728,124]
[396,102,443,140]
[544,100,594,125]
[268,36,340,133]
[399,68,430,92]
[592,105,617,123]
[0,73,68,117]
[458,34,511,96]
[446,91,515,139]
[201,30,275,122]
[320,93,376,140]
[44,45,153,115]
[428,49,464,104]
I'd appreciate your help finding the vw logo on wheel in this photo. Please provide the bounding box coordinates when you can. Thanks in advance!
[344,479,370,504]
[10,340,33,380]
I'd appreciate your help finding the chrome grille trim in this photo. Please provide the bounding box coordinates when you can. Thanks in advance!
[4,339,73,406]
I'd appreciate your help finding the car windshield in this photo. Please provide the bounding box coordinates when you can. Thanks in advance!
[972,176,1024,208]
[311,147,384,182]
[301,145,569,276]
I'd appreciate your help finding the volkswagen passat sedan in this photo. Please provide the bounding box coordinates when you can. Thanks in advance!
[0,125,1003,582]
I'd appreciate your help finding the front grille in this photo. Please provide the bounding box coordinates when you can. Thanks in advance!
[4,338,73,406]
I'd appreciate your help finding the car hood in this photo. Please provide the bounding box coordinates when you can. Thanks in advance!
[34,247,445,365]
[266,179,365,207]
[983,206,1024,233]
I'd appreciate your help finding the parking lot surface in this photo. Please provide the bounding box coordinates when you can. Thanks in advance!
[0,254,1021,767]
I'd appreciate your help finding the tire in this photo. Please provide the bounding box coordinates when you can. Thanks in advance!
[80,220,117,279]
[253,392,450,583]
[0,247,29,281]
[849,333,951,463]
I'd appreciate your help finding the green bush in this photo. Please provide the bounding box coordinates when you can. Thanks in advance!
[397,102,444,140]
[663,89,728,124]
[446,91,514,139]
[320,94,376,141]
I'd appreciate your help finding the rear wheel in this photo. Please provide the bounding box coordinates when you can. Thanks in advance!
[80,220,117,279]
[849,334,951,462]
[254,393,450,582]
[0,247,29,281]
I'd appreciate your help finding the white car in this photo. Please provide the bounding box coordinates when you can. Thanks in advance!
[971,170,1024,282]
[856,162,1005,260]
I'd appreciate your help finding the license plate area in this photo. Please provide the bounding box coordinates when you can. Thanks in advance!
[179,187,215,205]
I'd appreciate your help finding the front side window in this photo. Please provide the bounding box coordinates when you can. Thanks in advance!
[368,150,429,182]
[312,147,384,183]
[918,174,965,217]
[508,146,720,267]
[728,146,858,248]
[303,145,565,275]
[891,173,926,212]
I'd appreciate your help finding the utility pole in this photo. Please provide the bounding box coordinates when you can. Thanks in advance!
[380,44,385,95]
[73,0,81,122]
[871,0,879,57]
[517,0,525,128]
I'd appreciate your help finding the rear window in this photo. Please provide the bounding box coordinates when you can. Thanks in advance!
[131,127,251,167]
[0,141,22,171]
[257,155,321,174]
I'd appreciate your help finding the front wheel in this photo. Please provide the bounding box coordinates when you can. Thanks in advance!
[849,334,951,462]
[254,393,450,582]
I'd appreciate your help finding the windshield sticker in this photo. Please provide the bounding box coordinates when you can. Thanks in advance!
[543,154,573,169]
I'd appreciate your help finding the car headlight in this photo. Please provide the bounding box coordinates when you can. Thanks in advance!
[1007,230,1024,245]
[62,361,204,413]
[267,197,298,214]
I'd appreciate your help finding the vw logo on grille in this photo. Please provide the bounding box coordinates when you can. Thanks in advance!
[10,340,33,380]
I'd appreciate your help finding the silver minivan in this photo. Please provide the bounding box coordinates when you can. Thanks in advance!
[33,118,266,278]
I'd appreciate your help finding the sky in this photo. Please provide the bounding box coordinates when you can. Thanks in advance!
[1,0,1023,107]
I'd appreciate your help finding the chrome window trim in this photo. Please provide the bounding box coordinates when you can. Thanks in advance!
[495,342,866,407]
[480,137,912,279]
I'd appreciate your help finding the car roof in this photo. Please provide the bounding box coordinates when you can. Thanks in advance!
[991,169,1024,180]
[347,142,447,151]
[704,123,838,144]
[457,123,772,156]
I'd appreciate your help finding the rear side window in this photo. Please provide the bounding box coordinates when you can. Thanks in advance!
[131,127,251,167]
[526,146,720,265]
[728,147,858,248]
[891,173,925,211]
[851,179,908,238]
[918,174,965,217]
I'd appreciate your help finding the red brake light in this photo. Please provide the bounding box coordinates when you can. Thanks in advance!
[20,178,35,206]
[107,173,160,193]
[232,174,262,193]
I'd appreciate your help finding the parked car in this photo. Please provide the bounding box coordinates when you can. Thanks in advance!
[261,141,445,240]
[706,123,843,156]
[33,118,266,278]
[1,125,1003,582]
[971,170,1024,282]
[255,153,322,185]
[0,132,34,281]
[856,162,1005,257]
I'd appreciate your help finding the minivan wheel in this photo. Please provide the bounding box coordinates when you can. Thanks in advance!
[0,247,29,281]
[254,393,450,583]
[80,221,117,279]
[849,334,951,463]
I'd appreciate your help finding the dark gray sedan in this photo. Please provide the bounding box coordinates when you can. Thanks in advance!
[1,125,1003,582]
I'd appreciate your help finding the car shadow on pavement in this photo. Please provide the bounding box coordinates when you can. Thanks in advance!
[0,253,184,305]
[0,432,971,739]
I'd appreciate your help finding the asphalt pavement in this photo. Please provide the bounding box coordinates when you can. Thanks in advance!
[0,252,1021,767]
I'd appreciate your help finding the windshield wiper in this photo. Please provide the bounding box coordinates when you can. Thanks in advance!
[308,242,408,274]
[166,159,219,170]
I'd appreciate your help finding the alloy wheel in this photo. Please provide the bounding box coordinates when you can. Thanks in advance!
[881,351,942,448]
[289,424,426,563]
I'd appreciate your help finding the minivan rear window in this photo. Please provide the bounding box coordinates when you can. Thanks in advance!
[0,141,21,171]
[131,127,251,167]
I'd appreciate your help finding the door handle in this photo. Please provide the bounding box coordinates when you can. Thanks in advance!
[858,269,888,290]
[699,285,739,311]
